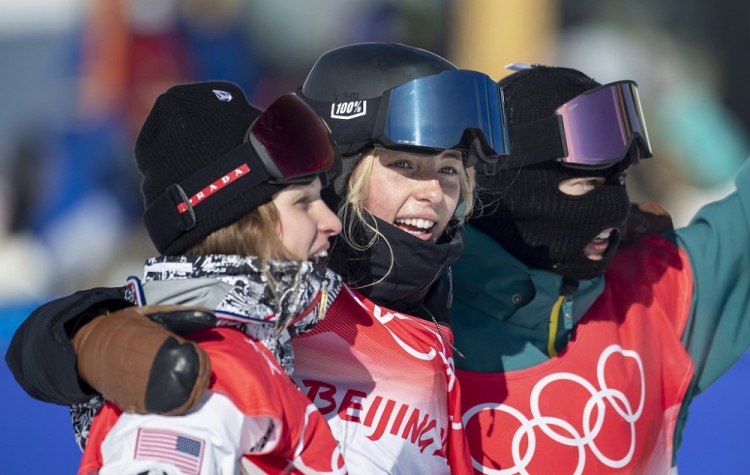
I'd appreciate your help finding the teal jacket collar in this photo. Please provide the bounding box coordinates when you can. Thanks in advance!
[451,225,605,371]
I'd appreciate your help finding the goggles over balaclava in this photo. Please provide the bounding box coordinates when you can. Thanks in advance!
[471,66,631,281]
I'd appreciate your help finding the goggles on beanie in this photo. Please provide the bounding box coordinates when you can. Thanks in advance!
[246,93,341,187]
[144,93,342,253]
[504,80,653,170]
[302,69,510,164]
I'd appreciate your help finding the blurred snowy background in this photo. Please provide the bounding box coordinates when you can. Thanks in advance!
[1,0,748,473]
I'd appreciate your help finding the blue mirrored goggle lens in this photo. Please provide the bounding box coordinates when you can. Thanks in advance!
[556,81,653,167]
[380,70,509,157]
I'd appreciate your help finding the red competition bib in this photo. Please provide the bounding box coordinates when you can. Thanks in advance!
[292,286,472,475]
[459,236,695,474]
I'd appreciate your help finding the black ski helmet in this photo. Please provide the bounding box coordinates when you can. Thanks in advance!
[299,42,458,157]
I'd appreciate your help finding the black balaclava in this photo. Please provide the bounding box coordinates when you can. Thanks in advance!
[471,66,631,281]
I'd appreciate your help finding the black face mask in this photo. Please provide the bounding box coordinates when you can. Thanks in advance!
[471,161,630,281]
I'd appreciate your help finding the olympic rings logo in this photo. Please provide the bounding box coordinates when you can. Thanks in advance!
[463,345,645,475]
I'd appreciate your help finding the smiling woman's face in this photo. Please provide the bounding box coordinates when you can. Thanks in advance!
[361,148,464,242]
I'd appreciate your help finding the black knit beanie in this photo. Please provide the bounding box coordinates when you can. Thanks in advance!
[136,81,285,255]
[501,66,599,128]
[471,66,631,281]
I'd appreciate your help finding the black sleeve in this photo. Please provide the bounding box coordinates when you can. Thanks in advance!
[4,287,131,405]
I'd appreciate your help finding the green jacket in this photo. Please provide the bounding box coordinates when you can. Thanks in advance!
[452,158,750,465]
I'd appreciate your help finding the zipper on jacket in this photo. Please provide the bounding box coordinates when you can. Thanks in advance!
[403,263,445,304]
[547,279,578,357]
[547,296,565,357]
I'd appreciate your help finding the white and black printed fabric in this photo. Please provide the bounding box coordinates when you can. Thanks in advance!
[137,254,342,374]
[71,395,104,450]
[71,255,342,449]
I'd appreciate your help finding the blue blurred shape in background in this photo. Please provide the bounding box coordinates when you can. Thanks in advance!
[1,303,80,473]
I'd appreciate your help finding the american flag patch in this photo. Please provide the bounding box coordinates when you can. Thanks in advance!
[134,428,205,474]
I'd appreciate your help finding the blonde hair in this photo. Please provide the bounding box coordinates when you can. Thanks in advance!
[338,148,474,287]
[186,201,297,261]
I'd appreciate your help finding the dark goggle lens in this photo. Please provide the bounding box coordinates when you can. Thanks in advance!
[248,93,340,185]
[556,81,652,167]
[380,70,510,157]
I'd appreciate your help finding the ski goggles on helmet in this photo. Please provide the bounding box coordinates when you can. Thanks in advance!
[144,93,341,251]
[375,69,510,162]
[506,80,652,170]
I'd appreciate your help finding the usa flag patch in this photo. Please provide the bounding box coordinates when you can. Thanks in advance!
[134,428,205,474]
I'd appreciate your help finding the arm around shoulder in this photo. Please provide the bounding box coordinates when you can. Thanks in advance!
[5,287,130,405]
